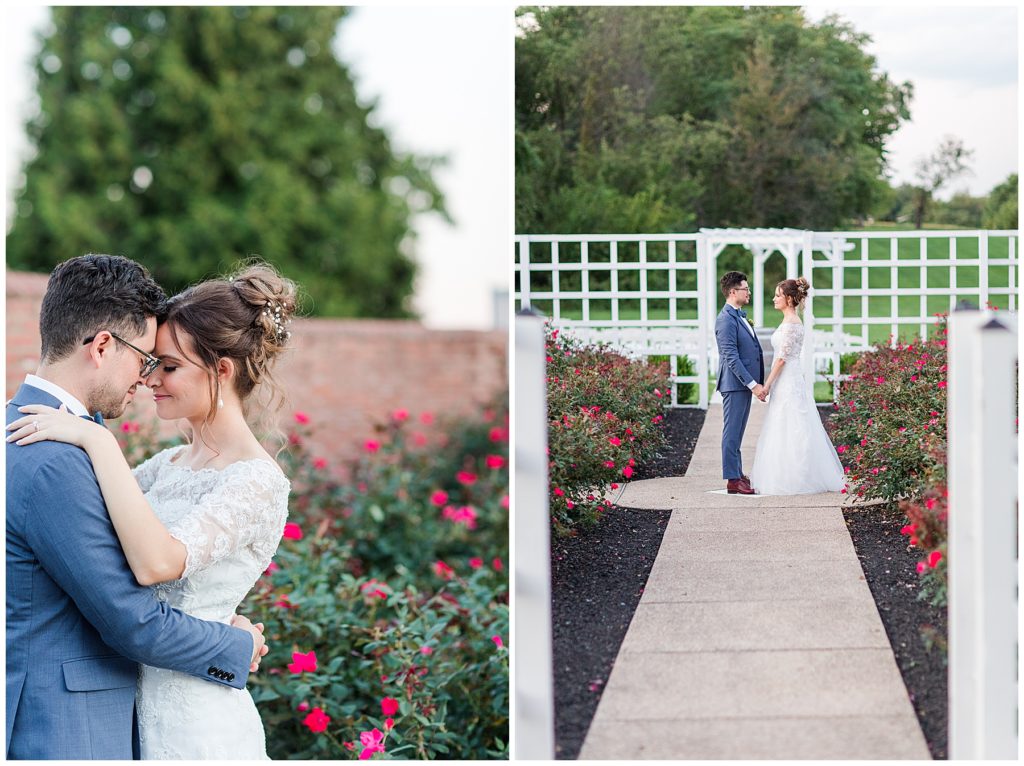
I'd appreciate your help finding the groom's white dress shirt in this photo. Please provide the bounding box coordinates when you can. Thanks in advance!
[22,374,91,417]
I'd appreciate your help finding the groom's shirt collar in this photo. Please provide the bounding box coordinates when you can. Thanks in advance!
[22,374,90,417]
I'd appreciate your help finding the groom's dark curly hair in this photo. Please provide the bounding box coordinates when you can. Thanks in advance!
[720,271,748,298]
[39,254,167,363]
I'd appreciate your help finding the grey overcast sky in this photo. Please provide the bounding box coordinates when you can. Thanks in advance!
[803,3,1018,199]
[4,5,510,330]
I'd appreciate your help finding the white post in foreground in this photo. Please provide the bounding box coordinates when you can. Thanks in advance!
[514,312,555,759]
[947,309,1018,759]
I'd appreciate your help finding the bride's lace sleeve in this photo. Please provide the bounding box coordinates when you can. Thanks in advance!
[165,462,291,579]
[778,323,804,362]
[131,446,182,493]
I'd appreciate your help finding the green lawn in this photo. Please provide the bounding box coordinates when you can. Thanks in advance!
[517,230,1017,346]
[678,374,840,405]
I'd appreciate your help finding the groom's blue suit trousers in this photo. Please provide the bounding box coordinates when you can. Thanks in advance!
[721,389,752,480]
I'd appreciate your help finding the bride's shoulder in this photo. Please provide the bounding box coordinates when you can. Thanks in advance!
[226,451,289,483]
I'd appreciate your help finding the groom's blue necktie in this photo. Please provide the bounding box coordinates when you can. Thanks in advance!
[80,412,104,425]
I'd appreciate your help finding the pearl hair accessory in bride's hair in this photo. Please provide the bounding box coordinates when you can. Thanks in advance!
[260,300,292,341]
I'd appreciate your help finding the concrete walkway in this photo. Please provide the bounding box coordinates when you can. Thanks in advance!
[578,403,931,760]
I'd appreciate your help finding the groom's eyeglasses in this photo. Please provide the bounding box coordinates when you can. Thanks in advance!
[83,332,161,377]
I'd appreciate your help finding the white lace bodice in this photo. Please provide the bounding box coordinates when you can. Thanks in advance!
[131,445,289,760]
[132,445,290,621]
[771,321,804,363]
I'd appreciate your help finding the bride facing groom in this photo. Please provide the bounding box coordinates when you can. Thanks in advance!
[714,271,844,496]
[6,254,295,759]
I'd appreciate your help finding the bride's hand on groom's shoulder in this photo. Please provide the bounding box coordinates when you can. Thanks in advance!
[6,403,106,448]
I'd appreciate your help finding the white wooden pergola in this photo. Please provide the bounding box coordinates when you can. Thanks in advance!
[699,228,852,327]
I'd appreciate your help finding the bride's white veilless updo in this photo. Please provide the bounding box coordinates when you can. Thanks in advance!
[777,276,810,309]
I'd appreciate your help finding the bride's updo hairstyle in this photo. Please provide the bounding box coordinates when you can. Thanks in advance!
[776,276,810,309]
[163,261,298,433]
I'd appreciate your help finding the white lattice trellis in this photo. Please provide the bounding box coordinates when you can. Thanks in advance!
[515,229,1019,407]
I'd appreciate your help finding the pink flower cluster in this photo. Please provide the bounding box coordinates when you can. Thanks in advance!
[441,504,478,529]
[288,650,317,674]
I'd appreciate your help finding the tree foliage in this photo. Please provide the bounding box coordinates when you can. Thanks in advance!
[7,7,448,317]
[515,6,912,233]
[983,173,1018,229]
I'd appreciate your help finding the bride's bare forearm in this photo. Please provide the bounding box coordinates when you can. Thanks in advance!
[84,430,187,585]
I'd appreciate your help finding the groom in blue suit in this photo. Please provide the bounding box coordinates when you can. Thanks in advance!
[714,271,766,495]
[6,255,268,759]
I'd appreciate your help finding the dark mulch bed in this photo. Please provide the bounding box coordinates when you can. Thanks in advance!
[842,503,948,759]
[819,405,949,760]
[630,407,705,481]
[549,408,706,759]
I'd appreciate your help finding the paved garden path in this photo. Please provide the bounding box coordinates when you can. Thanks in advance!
[578,402,931,759]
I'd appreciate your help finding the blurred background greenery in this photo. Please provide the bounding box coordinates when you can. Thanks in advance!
[6,6,451,318]
[515,5,1018,235]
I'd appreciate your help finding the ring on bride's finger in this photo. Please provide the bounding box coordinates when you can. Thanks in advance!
[32,420,40,432]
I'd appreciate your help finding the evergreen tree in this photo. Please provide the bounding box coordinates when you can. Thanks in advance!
[7,6,448,317]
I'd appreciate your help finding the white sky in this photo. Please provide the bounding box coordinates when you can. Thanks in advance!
[803,3,1018,200]
[3,5,511,330]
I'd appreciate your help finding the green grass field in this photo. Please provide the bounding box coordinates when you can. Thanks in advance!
[517,229,1017,346]
[673,375,840,405]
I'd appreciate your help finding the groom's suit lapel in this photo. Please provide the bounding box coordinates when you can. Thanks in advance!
[726,306,754,342]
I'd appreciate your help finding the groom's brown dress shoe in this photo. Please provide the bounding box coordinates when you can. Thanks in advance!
[727,478,755,495]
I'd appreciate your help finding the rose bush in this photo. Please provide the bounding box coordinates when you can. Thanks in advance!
[116,402,509,759]
[827,316,948,504]
[545,325,669,533]
[826,317,949,608]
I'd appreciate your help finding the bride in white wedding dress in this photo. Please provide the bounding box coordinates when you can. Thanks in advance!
[749,278,845,495]
[6,264,295,759]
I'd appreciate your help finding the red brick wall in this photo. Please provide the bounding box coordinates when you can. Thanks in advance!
[6,271,508,466]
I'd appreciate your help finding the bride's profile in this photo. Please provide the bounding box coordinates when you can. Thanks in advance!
[749,277,845,496]
[7,263,297,759]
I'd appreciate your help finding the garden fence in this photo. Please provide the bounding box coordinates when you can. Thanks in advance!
[513,312,555,759]
[515,229,1019,406]
[947,309,1018,759]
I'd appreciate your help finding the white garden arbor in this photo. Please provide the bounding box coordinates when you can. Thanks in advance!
[700,227,849,326]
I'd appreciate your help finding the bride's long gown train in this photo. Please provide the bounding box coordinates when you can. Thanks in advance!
[750,321,845,495]
[131,446,290,759]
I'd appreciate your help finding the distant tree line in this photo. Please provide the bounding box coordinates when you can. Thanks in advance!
[516,6,1018,234]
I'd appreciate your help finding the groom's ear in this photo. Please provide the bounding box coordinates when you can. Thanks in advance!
[84,331,114,368]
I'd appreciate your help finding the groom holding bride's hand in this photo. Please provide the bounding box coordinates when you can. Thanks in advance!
[714,271,766,495]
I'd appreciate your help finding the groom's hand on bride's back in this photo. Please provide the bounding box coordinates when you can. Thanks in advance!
[231,613,270,672]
